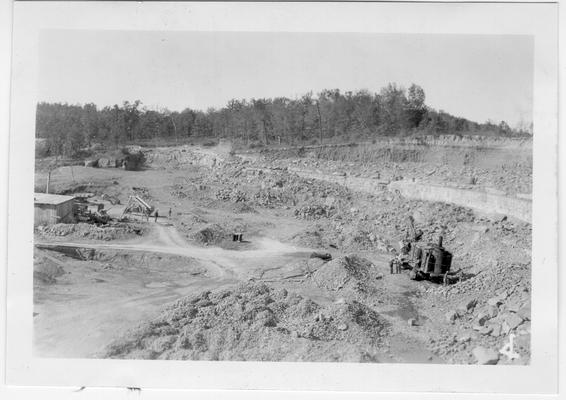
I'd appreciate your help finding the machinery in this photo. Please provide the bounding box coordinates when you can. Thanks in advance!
[390,217,460,285]
[75,202,110,224]
[121,195,154,220]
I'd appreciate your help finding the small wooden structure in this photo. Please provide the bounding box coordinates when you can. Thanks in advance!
[34,193,76,226]
[121,195,154,220]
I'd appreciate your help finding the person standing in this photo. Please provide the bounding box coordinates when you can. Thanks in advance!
[154,209,159,223]
[168,208,172,219]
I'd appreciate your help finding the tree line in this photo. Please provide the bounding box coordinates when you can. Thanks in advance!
[36,83,531,157]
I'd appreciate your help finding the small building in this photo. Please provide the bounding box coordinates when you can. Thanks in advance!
[34,193,76,226]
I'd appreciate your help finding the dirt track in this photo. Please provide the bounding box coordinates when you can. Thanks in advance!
[33,222,320,357]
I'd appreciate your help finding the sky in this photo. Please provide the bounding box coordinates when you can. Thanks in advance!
[38,30,534,127]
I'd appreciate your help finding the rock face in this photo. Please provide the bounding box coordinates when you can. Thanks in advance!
[472,346,500,365]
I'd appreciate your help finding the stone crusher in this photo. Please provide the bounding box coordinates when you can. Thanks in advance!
[121,195,155,220]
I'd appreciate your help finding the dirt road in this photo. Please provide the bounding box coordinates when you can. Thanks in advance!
[33,223,317,358]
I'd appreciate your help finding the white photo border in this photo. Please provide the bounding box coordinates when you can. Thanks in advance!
[5,1,559,394]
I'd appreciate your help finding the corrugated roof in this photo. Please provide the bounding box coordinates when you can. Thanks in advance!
[34,193,75,205]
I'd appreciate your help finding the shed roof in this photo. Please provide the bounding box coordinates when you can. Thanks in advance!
[34,193,75,205]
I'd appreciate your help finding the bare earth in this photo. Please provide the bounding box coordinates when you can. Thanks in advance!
[33,138,532,364]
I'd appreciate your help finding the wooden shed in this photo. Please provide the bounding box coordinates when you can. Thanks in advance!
[34,193,76,226]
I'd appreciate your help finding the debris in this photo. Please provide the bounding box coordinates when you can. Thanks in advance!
[294,204,335,220]
[309,252,332,261]
[216,188,248,203]
[103,282,387,361]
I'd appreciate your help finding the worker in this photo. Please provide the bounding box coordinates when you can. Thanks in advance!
[155,209,159,223]
[168,208,172,219]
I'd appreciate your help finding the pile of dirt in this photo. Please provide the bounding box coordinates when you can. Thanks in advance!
[36,222,145,241]
[190,224,228,245]
[311,255,378,293]
[103,282,388,361]
[33,251,66,284]
[288,228,331,249]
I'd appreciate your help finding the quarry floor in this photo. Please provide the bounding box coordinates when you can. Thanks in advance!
[33,141,532,364]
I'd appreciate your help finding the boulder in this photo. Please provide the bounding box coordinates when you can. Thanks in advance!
[503,313,523,331]
[476,311,490,326]
[506,300,521,313]
[457,298,477,314]
[487,292,508,307]
[490,323,502,337]
[517,302,531,321]
[486,305,499,319]
[478,326,493,336]
[445,310,459,324]
[472,346,500,365]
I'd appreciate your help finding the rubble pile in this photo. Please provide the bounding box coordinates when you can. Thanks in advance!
[311,255,379,294]
[103,282,388,361]
[215,188,248,203]
[294,204,335,220]
[171,184,190,199]
[190,224,228,245]
[36,223,145,241]
[419,260,531,364]
[252,189,295,208]
[33,250,66,284]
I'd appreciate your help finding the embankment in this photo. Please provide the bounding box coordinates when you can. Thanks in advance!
[388,181,531,222]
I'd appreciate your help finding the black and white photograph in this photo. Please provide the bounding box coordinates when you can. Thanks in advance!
[32,29,535,364]
[2,1,560,396]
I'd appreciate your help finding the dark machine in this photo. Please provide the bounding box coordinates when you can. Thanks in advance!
[389,217,460,284]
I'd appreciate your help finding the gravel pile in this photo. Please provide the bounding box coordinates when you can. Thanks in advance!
[36,222,145,241]
[103,282,389,361]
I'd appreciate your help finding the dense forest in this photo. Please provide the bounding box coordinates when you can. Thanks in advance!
[36,83,531,157]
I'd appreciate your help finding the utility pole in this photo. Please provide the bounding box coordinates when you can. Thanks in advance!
[316,100,323,145]
[170,116,177,144]
[46,170,51,194]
